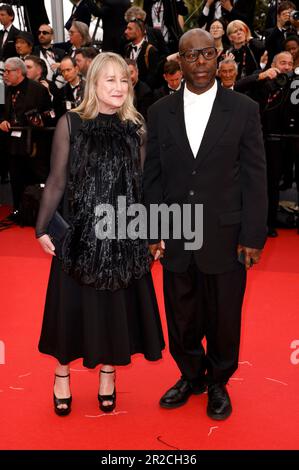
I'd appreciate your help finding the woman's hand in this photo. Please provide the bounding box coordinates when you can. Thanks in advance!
[38,234,56,256]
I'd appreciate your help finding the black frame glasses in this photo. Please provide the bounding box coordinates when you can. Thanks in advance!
[38,30,51,35]
[179,47,217,62]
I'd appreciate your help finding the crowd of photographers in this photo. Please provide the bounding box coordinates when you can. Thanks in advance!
[0,0,298,236]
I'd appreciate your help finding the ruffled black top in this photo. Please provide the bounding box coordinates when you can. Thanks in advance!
[36,112,150,291]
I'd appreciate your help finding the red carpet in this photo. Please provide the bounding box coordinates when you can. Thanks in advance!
[0,204,299,450]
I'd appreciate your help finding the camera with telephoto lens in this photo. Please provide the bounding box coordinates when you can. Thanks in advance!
[24,109,44,127]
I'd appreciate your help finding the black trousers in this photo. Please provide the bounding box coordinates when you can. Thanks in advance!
[163,262,247,385]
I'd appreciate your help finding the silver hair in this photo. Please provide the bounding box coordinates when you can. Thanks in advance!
[218,58,238,71]
[71,20,92,46]
[5,57,27,76]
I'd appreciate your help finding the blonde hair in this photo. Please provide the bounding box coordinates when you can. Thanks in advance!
[73,52,143,126]
[226,20,252,43]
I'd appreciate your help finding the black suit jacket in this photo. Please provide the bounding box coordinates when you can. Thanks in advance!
[65,0,92,30]
[143,82,268,274]
[198,0,256,30]
[0,25,20,61]
[143,0,188,50]
[125,41,160,90]
[0,78,52,157]
[87,0,130,53]
[33,45,66,63]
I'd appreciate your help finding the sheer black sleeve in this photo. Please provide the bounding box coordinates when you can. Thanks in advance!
[35,114,70,238]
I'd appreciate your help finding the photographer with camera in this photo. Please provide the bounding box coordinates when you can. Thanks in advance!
[236,51,296,237]
[265,1,298,66]
[0,57,52,222]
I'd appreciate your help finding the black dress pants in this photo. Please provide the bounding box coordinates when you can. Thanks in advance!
[163,262,247,385]
[9,154,32,210]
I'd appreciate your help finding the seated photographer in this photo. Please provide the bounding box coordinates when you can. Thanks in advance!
[0,57,52,222]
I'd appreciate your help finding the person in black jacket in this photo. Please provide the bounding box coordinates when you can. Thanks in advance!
[198,0,256,30]
[88,0,131,53]
[143,0,188,52]
[65,0,92,31]
[0,4,20,62]
[0,57,52,218]
[143,28,267,420]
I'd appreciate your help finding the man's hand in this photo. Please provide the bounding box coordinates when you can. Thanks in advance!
[149,240,165,261]
[0,120,11,132]
[237,244,263,270]
[258,67,280,81]
[221,0,233,12]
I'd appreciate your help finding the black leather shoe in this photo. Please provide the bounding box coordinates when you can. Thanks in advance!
[207,383,232,420]
[160,378,206,409]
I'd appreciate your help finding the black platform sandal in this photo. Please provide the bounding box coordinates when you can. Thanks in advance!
[53,373,72,416]
[98,369,116,413]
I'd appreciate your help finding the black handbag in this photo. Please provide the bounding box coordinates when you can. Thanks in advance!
[48,211,70,259]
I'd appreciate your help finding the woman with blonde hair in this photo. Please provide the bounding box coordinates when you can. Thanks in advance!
[226,19,265,79]
[36,52,164,416]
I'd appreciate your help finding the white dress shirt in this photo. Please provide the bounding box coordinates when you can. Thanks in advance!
[2,23,12,45]
[184,80,218,158]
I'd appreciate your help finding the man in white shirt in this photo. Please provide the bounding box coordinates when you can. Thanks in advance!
[143,28,267,420]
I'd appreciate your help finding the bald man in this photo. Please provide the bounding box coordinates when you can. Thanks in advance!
[143,28,267,420]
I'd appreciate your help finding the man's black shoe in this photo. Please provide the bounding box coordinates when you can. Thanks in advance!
[159,378,206,409]
[207,383,232,420]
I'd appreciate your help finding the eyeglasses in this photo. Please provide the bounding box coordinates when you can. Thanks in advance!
[38,30,51,35]
[3,68,17,74]
[179,47,217,62]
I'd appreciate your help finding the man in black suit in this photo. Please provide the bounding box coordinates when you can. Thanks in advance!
[198,0,256,30]
[0,4,20,62]
[143,0,188,52]
[33,24,66,83]
[124,18,160,90]
[143,28,267,420]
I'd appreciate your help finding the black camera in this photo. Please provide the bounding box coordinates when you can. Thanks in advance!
[24,109,43,127]
[290,10,299,21]
[274,71,294,88]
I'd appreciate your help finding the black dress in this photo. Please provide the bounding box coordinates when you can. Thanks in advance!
[36,112,165,368]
